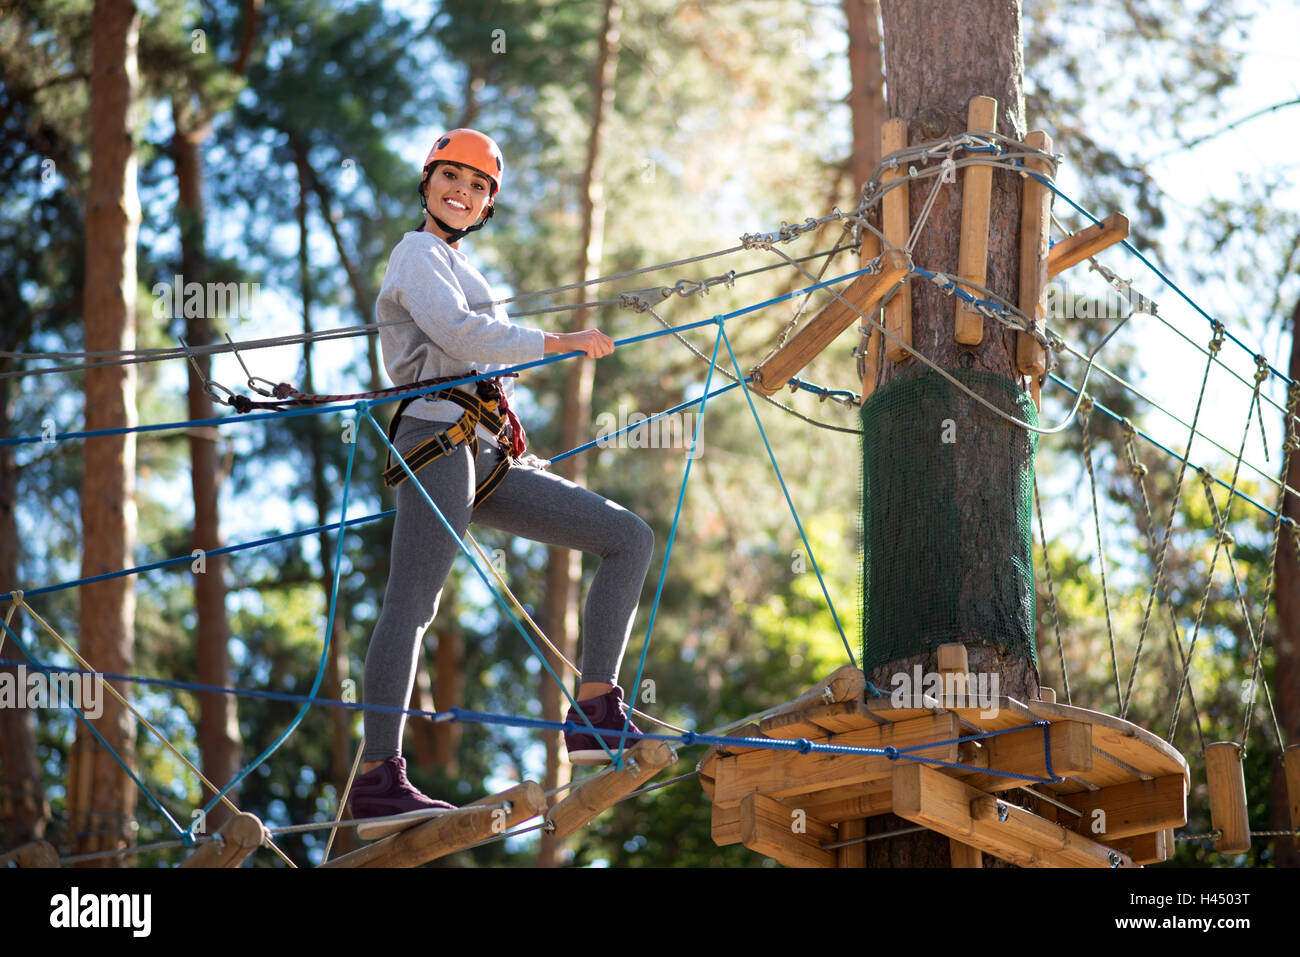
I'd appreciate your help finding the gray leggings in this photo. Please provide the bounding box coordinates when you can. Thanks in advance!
[362,415,655,762]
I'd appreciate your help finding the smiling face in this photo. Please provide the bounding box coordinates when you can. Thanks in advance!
[422,162,494,241]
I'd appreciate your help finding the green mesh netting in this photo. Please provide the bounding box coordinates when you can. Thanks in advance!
[859,366,1038,673]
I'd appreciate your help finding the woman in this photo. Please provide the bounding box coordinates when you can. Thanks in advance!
[349,129,655,839]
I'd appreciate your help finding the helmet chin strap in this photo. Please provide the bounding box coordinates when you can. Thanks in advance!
[419,165,496,242]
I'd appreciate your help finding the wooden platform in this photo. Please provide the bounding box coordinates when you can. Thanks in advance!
[699,679,1188,868]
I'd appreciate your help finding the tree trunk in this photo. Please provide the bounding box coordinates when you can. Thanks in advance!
[868,0,1034,867]
[843,0,884,197]
[538,0,621,869]
[70,0,140,865]
[0,373,46,848]
[173,96,241,833]
[1270,295,1300,868]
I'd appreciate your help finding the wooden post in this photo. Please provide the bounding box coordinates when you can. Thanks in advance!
[881,117,913,362]
[179,812,266,869]
[322,782,546,868]
[1037,686,1056,703]
[1283,743,1300,834]
[837,818,867,867]
[1017,129,1052,410]
[1204,741,1251,853]
[0,840,60,868]
[948,839,983,868]
[954,96,997,345]
[546,739,676,838]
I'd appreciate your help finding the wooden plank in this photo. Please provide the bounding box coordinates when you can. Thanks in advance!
[750,250,910,396]
[546,739,676,838]
[954,96,998,345]
[949,839,983,868]
[323,782,545,868]
[1047,212,1130,277]
[893,764,1133,868]
[740,792,836,868]
[1205,741,1251,853]
[792,781,895,823]
[1058,774,1186,840]
[180,812,266,869]
[1284,744,1300,833]
[714,712,960,808]
[712,803,742,846]
[881,117,912,361]
[960,719,1093,793]
[838,818,867,867]
[1017,129,1053,396]
[760,700,875,739]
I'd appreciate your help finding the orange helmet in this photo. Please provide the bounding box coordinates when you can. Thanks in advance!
[422,129,504,196]
[419,129,504,241]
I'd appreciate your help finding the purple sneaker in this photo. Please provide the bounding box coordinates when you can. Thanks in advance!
[564,686,643,765]
[350,756,457,840]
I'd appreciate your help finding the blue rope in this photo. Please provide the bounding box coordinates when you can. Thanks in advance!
[0,617,193,843]
[718,323,855,667]
[615,319,726,767]
[360,407,615,761]
[194,405,361,828]
[1020,166,1292,387]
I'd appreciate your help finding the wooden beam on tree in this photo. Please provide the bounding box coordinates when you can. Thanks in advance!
[740,792,836,868]
[1056,774,1186,840]
[1017,129,1053,410]
[881,117,913,362]
[948,839,983,868]
[969,794,1133,867]
[750,250,910,396]
[179,812,266,869]
[954,96,998,345]
[1046,212,1130,277]
[546,739,676,838]
[713,712,959,807]
[322,782,545,868]
[860,213,882,400]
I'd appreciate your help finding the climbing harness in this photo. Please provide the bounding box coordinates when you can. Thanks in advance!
[382,372,526,508]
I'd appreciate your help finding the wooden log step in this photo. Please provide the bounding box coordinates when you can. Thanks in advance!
[547,739,677,839]
[179,812,266,869]
[322,782,545,868]
[1047,212,1129,277]
[1205,741,1251,854]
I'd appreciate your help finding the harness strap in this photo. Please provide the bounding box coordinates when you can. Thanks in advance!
[382,379,516,508]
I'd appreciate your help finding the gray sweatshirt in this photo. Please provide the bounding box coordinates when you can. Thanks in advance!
[376,231,546,446]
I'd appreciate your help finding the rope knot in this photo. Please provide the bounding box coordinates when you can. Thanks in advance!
[1254,354,1269,384]
[794,738,813,755]
[1209,322,1226,354]
[1129,461,1148,478]
[883,746,899,761]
